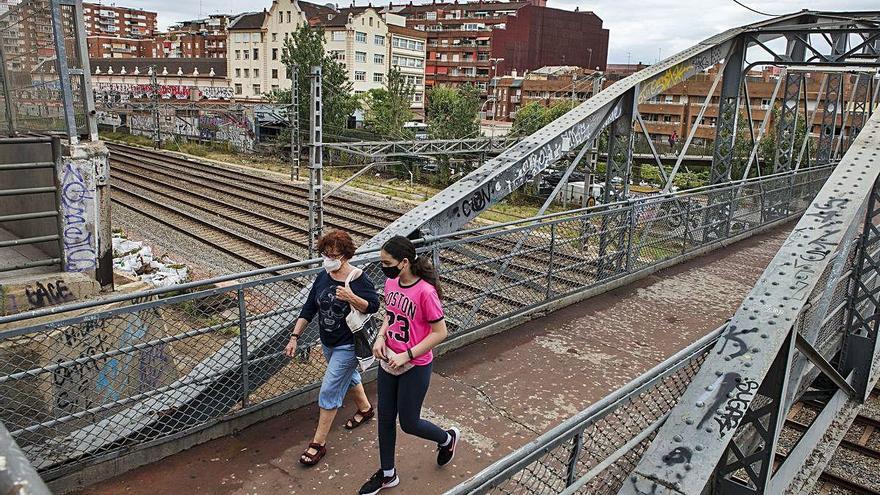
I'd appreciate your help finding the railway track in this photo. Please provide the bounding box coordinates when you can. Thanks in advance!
[108,143,592,325]
[781,393,880,494]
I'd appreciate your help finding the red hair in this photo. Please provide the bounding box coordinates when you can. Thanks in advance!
[316,230,356,259]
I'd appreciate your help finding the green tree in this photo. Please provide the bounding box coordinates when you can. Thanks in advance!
[265,24,359,144]
[510,100,578,138]
[426,84,480,139]
[510,101,546,137]
[363,66,415,138]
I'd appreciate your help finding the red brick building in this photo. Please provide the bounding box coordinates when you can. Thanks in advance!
[83,2,158,59]
[390,0,608,96]
[83,3,156,38]
[155,15,230,59]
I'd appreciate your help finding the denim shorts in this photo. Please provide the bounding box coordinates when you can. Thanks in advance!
[318,343,362,410]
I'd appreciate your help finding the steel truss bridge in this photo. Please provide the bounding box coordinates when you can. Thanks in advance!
[3,8,880,495]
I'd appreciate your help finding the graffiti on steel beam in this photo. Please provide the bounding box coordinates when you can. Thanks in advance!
[694,371,759,438]
[638,46,725,103]
[783,197,847,299]
[60,162,97,272]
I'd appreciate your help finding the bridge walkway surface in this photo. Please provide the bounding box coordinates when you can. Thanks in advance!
[74,224,793,495]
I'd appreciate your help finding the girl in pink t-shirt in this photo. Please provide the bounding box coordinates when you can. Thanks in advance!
[358,236,462,495]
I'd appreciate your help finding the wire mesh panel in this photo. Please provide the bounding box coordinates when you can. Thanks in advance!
[0,0,92,137]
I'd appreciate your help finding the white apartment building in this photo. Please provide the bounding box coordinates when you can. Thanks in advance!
[226,0,428,112]
[386,14,427,111]
[319,7,388,96]
[227,11,268,100]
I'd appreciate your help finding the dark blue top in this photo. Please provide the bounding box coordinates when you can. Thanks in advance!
[298,270,380,347]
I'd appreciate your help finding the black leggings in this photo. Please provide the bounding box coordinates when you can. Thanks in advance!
[378,363,448,470]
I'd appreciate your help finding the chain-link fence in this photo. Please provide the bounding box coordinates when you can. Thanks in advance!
[0,164,831,480]
[0,0,95,139]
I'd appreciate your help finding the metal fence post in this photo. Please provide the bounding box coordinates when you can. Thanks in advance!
[681,199,692,254]
[546,223,556,299]
[625,204,637,272]
[237,288,251,408]
[0,43,16,136]
[49,0,78,143]
[565,432,584,487]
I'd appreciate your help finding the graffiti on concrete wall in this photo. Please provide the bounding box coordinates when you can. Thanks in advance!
[97,111,122,126]
[50,305,176,417]
[93,82,233,103]
[59,162,97,273]
[128,107,256,151]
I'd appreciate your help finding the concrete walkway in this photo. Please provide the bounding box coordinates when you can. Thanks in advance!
[75,224,792,495]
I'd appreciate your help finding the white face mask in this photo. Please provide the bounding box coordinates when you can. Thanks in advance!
[322,256,342,273]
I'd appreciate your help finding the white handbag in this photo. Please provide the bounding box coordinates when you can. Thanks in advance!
[344,268,371,333]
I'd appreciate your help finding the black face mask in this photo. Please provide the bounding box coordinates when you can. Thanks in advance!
[381,264,401,279]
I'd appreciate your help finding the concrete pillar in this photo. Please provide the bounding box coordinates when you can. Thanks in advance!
[59,141,113,289]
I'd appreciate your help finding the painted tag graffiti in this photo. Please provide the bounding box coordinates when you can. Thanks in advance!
[60,162,97,272]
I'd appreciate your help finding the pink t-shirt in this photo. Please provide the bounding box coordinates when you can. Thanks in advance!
[383,277,444,366]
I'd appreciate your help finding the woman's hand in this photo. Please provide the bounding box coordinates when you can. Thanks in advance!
[373,336,388,361]
[336,285,356,303]
[284,335,298,358]
[387,351,411,369]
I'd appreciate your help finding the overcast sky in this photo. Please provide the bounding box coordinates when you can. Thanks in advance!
[119,0,877,63]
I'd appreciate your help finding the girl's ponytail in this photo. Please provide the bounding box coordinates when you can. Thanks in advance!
[411,255,443,300]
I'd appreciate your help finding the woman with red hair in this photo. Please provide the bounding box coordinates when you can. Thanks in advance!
[284,230,380,467]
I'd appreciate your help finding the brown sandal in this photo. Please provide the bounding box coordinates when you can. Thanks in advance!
[344,407,374,430]
[299,443,326,466]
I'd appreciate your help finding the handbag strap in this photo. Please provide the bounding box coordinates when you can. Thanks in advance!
[344,268,362,289]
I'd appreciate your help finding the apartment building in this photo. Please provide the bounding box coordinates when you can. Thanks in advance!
[83,3,157,58]
[387,19,427,110]
[388,0,608,96]
[0,0,19,15]
[227,11,269,100]
[319,7,392,96]
[226,0,427,111]
[494,64,858,151]
[156,15,230,59]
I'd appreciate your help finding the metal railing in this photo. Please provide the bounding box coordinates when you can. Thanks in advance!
[0,0,97,141]
[0,420,51,495]
[0,164,830,481]
[0,136,64,274]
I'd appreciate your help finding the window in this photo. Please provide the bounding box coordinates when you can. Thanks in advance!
[253,48,259,60]
[761,98,771,109]
[272,84,279,91]
[330,50,345,61]
[426,12,436,20]
[242,33,250,43]
[253,84,261,95]
[286,11,291,23]
[278,11,282,23]
[244,68,250,77]
[374,54,384,64]
[373,72,383,82]
[235,68,241,77]
[244,50,249,59]
[369,17,373,27]
[374,34,384,45]
[391,55,424,69]
[355,71,366,81]
[235,50,240,60]
[355,51,366,62]
[333,31,345,41]
[272,48,278,60]
[254,69,259,78]
[664,95,674,103]
[355,31,367,43]
[413,92,423,103]
[235,83,242,94]
[272,68,278,79]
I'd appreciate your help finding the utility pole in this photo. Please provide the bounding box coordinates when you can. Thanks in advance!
[307,65,323,258]
[150,66,161,148]
[289,63,300,181]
